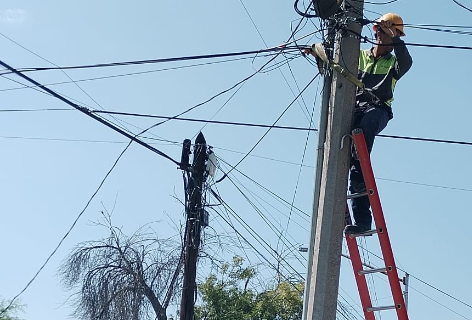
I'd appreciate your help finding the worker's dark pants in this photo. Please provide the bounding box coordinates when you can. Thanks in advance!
[350,105,390,229]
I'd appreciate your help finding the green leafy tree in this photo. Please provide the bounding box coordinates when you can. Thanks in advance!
[0,299,23,320]
[195,256,303,320]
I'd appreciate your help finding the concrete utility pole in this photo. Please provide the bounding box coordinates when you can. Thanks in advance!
[301,22,335,320]
[180,132,207,320]
[305,1,364,320]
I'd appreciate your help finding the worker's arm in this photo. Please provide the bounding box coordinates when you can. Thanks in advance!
[378,19,413,79]
[392,36,413,79]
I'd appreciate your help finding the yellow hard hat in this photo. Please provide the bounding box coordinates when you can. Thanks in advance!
[373,13,405,37]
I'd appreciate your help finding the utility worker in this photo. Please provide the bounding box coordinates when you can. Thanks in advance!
[306,13,413,235]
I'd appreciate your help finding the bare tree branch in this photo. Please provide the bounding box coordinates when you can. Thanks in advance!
[59,212,184,320]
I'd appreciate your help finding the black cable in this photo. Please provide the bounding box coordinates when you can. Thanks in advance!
[91,109,472,146]
[222,172,308,268]
[92,110,318,132]
[453,0,472,13]
[1,47,300,75]
[239,1,313,123]
[350,29,472,50]
[4,107,472,147]
[377,133,472,146]
[130,45,293,139]
[353,0,399,4]
[0,73,144,140]
[405,25,472,36]
[0,108,71,112]
[354,17,472,36]
[279,76,319,251]
[0,54,278,93]
[210,194,306,282]
[209,205,305,293]
[0,59,180,166]
[294,0,318,18]
[0,141,133,317]
[355,244,472,311]
[0,31,137,138]
[218,73,320,179]
[404,23,472,29]
[216,157,310,217]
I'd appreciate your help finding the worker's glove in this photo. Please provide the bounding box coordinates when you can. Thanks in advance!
[302,44,324,74]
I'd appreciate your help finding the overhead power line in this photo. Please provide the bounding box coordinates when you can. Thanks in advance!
[0,143,132,317]
[348,29,472,50]
[92,109,472,146]
[93,110,318,132]
[3,107,472,147]
[0,46,300,75]
[453,0,472,13]
[0,55,277,93]
[354,244,472,312]
[0,59,180,166]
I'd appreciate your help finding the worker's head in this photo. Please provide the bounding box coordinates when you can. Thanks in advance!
[373,13,405,52]
[373,13,406,37]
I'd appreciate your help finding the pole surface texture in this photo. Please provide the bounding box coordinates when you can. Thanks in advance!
[305,2,364,320]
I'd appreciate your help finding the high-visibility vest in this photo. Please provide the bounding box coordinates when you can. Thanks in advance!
[357,49,398,107]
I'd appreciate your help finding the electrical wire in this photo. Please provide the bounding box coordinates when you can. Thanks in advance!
[354,0,399,4]
[1,47,300,75]
[405,25,472,36]
[207,189,271,293]
[215,157,309,218]
[159,0,312,144]
[239,0,314,123]
[90,110,472,147]
[0,141,133,317]
[453,0,472,13]
[349,29,472,50]
[217,159,309,229]
[208,203,305,291]
[0,31,136,138]
[278,74,320,253]
[294,0,318,18]
[0,59,180,166]
[0,54,279,93]
[355,244,472,311]
[129,47,292,139]
[0,74,142,139]
[218,164,308,266]
[211,180,308,277]
[92,110,319,132]
[216,73,320,180]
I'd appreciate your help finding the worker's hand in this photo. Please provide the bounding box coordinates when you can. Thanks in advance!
[378,20,398,38]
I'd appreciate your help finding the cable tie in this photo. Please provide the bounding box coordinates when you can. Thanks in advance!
[76,105,90,113]
[356,18,372,26]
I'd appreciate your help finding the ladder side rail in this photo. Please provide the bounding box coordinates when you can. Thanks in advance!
[345,206,376,320]
[351,128,409,320]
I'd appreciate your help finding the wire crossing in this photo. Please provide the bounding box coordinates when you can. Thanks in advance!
[0,59,180,166]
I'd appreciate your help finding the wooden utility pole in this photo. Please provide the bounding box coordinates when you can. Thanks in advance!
[305,1,364,320]
[180,132,207,320]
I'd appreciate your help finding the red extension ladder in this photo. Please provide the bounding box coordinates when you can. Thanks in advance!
[344,128,409,320]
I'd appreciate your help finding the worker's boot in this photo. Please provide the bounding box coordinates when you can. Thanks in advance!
[344,224,371,236]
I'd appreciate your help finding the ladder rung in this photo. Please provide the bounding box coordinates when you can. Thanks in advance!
[367,305,396,312]
[347,192,368,199]
[348,229,377,238]
[358,267,386,275]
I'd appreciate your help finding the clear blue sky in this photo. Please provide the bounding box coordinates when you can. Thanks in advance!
[0,1,471,320]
